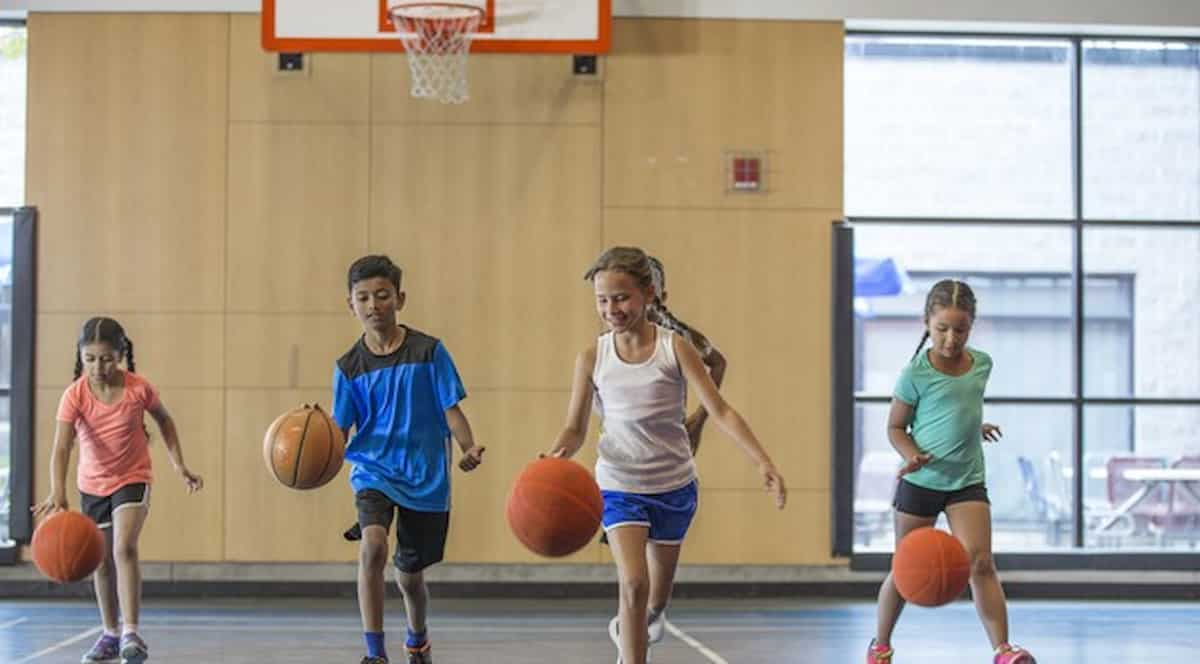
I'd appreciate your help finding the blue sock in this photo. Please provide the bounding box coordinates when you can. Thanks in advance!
[364,631,386,659]
[406,628,427,649]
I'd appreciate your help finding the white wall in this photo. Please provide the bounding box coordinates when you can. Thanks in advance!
[5,0,1200,34]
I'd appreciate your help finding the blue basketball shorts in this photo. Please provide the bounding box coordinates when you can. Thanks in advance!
[601,480,699,545]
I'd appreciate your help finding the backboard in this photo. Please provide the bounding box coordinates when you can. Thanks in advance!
[262,0,611,53]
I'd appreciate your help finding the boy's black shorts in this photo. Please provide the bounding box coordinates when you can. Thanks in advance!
[355,489,449,573]
[893,479,989,518]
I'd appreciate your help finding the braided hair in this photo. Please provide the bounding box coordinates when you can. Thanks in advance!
[911,279,977,360]
[647,256,714,356]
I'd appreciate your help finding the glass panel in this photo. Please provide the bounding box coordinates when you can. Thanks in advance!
[1084,227,1200,398]
[0,25,26,205]
[1083,40,1200,221]
[846,35,1074,219]
[0,209,8,544]
[1084,405,1200,550]
[854,224,1074,398]
[854,403,1074,552]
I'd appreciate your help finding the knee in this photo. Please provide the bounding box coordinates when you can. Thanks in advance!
[359,539,389,572]
[970,552,997,579]
[619,574,650,605]
[113,540,139,566]
[396,571,425,596]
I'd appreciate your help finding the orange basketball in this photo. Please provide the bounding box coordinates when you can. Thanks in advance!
[506,457,603,558]
[263,403,345,490]
[892,527,971,607]
[30,511,105,584]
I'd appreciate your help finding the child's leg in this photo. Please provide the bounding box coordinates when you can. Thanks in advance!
[92,526,120,634]
[111,503,148,633]
[608,526,651,664]
[358,525,390,633]
[646,541,682,618]
[875,510,937,646]
[946,500,1009,649]
[396,569,429,634]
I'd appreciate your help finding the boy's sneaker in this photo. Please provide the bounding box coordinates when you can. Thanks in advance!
[81,634,121,664]
[119,633,148,664]
[345,522,363,541]
[406,641,432,664]
[359,658,388,664]
[866,639,894,663]
[994,644,1036,664]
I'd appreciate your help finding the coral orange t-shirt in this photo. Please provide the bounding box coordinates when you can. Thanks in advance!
[56,371,160,496]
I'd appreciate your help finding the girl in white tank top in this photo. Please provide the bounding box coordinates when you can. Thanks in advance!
[546,247,787,664]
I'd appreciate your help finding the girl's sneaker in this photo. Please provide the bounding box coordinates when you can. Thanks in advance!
[119,633,148,664]
[80,634,121,664]
[405,641,432,664]
[866,639,894,663]
[994,644,1036,663]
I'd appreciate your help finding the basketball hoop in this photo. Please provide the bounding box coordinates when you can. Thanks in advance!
[388,3,485,104]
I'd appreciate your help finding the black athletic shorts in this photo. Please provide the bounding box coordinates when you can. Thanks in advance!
[355,489,450,574]
[893,479,988,518]
[80,483,149,529]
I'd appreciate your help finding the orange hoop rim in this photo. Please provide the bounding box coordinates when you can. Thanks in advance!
[388,2,486,28]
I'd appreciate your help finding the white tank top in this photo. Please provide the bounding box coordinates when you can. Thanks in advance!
[592,326,696,493]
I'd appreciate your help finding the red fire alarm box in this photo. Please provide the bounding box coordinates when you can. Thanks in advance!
[725,151,767,193]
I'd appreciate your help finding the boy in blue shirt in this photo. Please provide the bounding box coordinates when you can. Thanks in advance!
[333,255,486,664]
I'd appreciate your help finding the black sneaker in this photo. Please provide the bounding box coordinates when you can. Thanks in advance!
[406,641,432,664]
[359,657,388,664]
[345,522,362,541]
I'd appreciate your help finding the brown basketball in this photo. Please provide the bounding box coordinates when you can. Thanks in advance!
[30,510,106,584]
[263,403,345,490]
[506,457,603,558]
[892,527,971,607]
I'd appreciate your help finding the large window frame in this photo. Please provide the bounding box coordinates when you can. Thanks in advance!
[836,31,1200,570]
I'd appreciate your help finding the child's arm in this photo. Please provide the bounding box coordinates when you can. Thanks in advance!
[32,422,76,519]
[886,399,931,476]
[545,345,597,460]
[673,335,786,509]
[148,403,204,493]
[684,345,727,454]
[446,405,485,472]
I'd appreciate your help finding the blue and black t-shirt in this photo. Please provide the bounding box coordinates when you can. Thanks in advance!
[332,326,466,512]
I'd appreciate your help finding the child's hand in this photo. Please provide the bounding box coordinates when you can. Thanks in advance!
[982,423,1002,443]
[31,494,67,520]
[538,448,568,459]
[179,468,204,493]
[898,453,933,477]
[459,445,486,472]
[761,464,787,509]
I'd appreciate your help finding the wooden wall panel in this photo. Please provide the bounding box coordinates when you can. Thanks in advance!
[225,314,364,389]
[36,314,224,390]
[226,124,370,313]
[25,13,228,313]
[604,19,843,210]
[223,389,355,561]
[369,124,602,391]
[443,390,602,564]
[680,488,831,564]
[371,53,603,126]
[228,14,370,125]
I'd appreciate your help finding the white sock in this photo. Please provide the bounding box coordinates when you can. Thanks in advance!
[122,624,138,636]
[103,628,120,638]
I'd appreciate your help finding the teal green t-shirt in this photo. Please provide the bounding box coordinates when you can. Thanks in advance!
[893,347,992,491]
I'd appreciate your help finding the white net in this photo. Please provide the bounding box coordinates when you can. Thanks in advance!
[389,3,485,104]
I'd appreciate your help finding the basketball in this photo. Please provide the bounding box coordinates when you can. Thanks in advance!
[506,457,604,558]
[892,527,971,607]
[30,511,106,584]
[263,403,345,490]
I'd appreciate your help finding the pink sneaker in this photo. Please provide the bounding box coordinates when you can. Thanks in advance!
[994,644,1036,663]
[866,639,894,663]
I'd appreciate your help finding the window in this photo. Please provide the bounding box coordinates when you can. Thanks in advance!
[844,34,1200,557]
[0,21,27,549]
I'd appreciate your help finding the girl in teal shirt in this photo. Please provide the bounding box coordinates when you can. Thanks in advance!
[866,279,1036,664]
